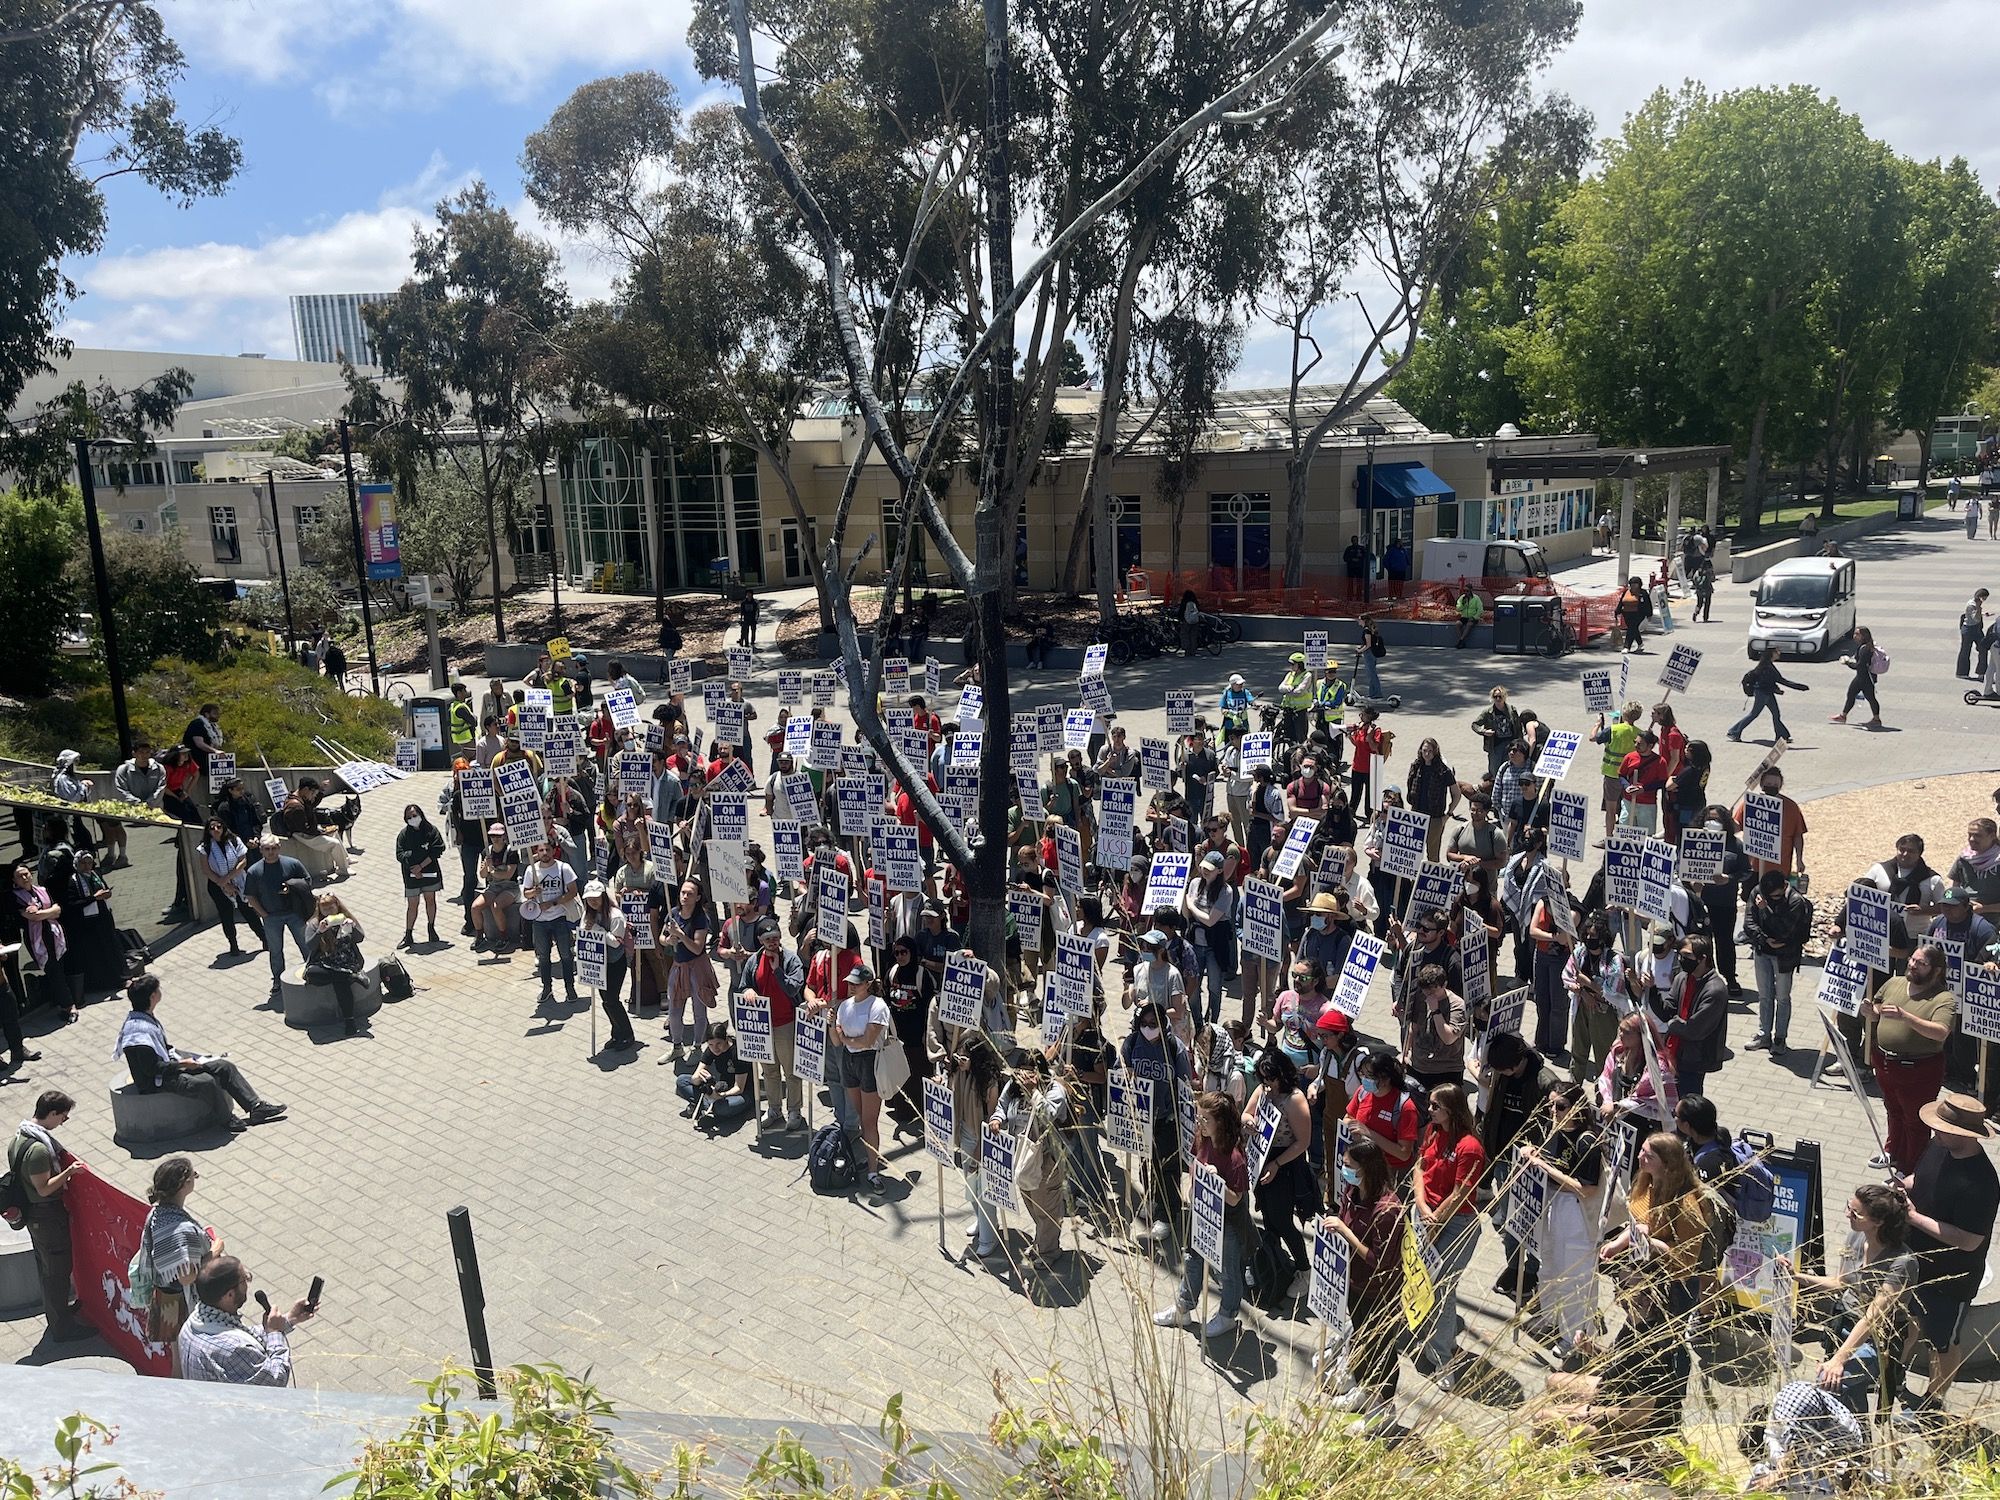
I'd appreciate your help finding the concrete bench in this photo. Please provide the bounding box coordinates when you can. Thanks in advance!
[278,960,383,1030]
[109,1070,229,1145]
[0,1219,38,1315]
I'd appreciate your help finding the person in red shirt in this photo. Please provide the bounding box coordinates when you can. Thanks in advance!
[1347,708,1385,818]
[906,695,942,745]
[1345,1051,1419,1172]
[1152,1090,1251,1338]
[1414,1082,1488,1384]
[1617,729,1670,836]
[741,919,806,1129]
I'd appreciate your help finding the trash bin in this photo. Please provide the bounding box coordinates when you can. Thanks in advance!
[409,697,450,771]
[1491,594,1529,653]
[1897,491,1919,520]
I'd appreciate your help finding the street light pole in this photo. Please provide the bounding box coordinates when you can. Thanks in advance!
[539,462,562,637]
[73,439,133,762]
[264,469,298,652]
[1362,428,1377,606]
[336,420,383,697]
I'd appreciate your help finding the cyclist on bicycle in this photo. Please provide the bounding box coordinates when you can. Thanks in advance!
[1311,665,1348,769]
[1277,653,1313,747]
[1219,674,1253,736]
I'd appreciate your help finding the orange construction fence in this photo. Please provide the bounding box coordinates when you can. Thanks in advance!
[1153,570,1619,646]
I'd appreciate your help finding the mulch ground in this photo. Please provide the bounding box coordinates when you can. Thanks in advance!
[1800,768,1997,955]
[353,592,744,675]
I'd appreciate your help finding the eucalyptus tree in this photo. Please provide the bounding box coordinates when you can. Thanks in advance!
[713,0,1341,964]
[344,184,571,643]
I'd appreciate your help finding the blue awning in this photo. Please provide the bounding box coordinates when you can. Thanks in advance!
[1356,460,1454,509]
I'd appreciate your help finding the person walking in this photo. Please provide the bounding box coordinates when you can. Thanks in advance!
[1960,591,1990,680]
[1728,648,1808,743]
[1829,625,1885,729]
[1967,491,1982,541]
[1615,575,1652,651]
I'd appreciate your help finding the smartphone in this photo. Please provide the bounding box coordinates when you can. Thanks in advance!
[307,1275,324,1310]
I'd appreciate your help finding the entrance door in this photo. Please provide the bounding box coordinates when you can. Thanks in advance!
[779,518,806,581]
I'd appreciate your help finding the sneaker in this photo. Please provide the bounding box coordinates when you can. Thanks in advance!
[759,1110,783,1129]
[1828,713,1847,723]
[1146,1219,1171,1243]
[785,1113,808,1132]
[867,1172,890,1190]
[1287,1267,1312,1299]
[1201,1311,1239,1339]
[1744,1034,1770,1051]
[1868,1151,1893,1170]
[1153,1304,1193,1328]
[246,1101,287,1123]
[1770,1040,1788,1059]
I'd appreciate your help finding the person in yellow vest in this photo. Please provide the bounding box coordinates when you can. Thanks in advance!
[1590,701,1642,842]
[1277,652,1313,747]
[447,682,477,753]
[1312,666,1348,770]
[550,669,575,718]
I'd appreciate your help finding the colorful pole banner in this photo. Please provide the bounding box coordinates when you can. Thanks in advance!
[358,483,402,580]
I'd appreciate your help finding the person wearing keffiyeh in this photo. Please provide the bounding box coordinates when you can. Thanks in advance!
[178,1255,311,1385]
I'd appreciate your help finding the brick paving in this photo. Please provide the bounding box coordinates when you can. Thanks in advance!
[5,511,1997,1442]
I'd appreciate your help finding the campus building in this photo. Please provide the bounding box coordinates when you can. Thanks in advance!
[289,293,393,367]
[8,347,1723,602]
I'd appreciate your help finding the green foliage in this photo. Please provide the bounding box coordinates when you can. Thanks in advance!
[987,1401,1120,1500]
[271,427,335,464]
[232,567,348,638]
[0,3,238,490]
[74,529,223,671]
[1890,157,2000,465]
[0,1412,156,1498]
[303,465,515,615]
[336,1365,657,1499]
[0,489,83,697]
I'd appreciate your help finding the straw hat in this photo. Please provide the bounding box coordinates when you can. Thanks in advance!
[1919,1091,1995,1140]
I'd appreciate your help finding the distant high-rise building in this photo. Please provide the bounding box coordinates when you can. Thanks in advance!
[289,292,393,367]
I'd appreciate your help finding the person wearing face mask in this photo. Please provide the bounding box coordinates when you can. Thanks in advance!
[470,825,522,952]
[1731,767,1808,883]
[1345,1051,1419,1173]
[1562,916,1625,1086]
[1646,934,1728,1101]
[1121,1000,1192,1245]
[1692,804,1749,998]
[1124,929,1188,1038]
[1318,1135,1404,1421]
[1299,891,1352,975]
[1743,868,1814,1059]
[395,804,446,950]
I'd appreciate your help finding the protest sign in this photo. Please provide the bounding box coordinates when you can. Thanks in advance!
[881,826,921,893]
[1741,792,1786,864]
[811,672,836,709]
[1309,1219,1351,1329]
[1242,732,1274,771]
[956,685,983,724]
[1504,1167,1548,1242]
[1549,789,1590,862]
[1409,859,1462,917]
[940,950,988,1028]
[1488,984,1529,1039]
[1052,931,1095,1019]
[714,702,746,749]
[393,738,419,773]
[1815,942,1869,1017]
[772,820,805,882]
[1140,737,1171,790]
[606,687,638,729]
[1304,629,1328,670]
[1658,643,1703,694]
[1603,833,1646,912]
[1053,822,1084,895]
[733,994,774,1063]
[1107,1072,1151,1153]
[1063,709,1095,751]
[575,928,608,989]
[1331,933,1387,1018]
[809,721,843,772]
[1679,826,1724,886]
[208,752,237,793]
[1145,852,1191,913]
[1083,642,1108,676]
[1461,908,1491,1011]
[1036,704,1064,754]
[952,728,983,766]
[778,668,802,706]
[1016,772,1045,822]
[795,1010,828,1084]
[1963,968,2000,1044]
[622,890,654,950]
[815,866,849,947]
[1533,730,1583,782]
[1273,819,1319,880]
[923,1077,955,1166]
[978,1130,1020,1212]
[1580,668,1614,714]
[1637,837,1679,924]
[495,759,543,847]
[1165,691,1195,736]
[1190,1163,1226,1272]
[1007,888,1043,955]
[1242,878,1285,963]
[1378,807,1429,880]
[1078,674,1112,714]
[1844,883,1893,974]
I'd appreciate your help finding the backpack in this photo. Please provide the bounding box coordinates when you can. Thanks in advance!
[1719,1135,1778,1224]
[807,1123,860,1194]
[1869,645,1890,675]
[0,1136,31,1229]
[1695,1187,1738,1277]
[378,954,414,1001]
[1741,669,1760,696]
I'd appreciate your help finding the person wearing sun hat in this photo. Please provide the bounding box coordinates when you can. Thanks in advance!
[1219,673,1253,737]
[1899,1089,2000,1420]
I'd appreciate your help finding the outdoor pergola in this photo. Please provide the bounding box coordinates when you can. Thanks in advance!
[1489,444,1733,584]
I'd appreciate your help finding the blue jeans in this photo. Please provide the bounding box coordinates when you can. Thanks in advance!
[675,1074,750,1117]
[1358,652,1382,699]
[962,1161,1000,1255]
[263,912,311,980]
[1177,1228,1245,1318]
[1063,1108,1110,1214]
[530,918,576,991]
[1754,952,1795,1042]
[1193,945,1230,1027]
[1729,688,1789,741]
[1422,1212,1482,1369]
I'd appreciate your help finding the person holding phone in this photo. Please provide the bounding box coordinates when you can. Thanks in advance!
[179,1255,315,1385]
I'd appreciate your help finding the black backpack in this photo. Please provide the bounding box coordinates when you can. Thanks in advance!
[807,1123,860,1194]
[378,954,414,1001]
[1,1132,38,1228]
[1740,669,1759,696]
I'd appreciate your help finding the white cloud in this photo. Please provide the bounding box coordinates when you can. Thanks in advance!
[163,0,696,99]
[73,175,617,359]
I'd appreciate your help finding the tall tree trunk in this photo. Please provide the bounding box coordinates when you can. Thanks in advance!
[1917,433,1934,496]
[1819,365,1849,519]
[1740,397,1770,535]
[475,430,507,643]
[1283,452,1310,588]
[965,0,1017,972]
[1062,224,1155,619]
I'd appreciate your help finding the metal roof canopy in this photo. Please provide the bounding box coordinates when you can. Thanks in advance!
[1488,444,1732,483]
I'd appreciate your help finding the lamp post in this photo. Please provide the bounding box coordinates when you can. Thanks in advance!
[336,420,383,697]
[263,469,298,652]
[1356,418,1386,605]
[539,462,562,637]
[72,439,133,762]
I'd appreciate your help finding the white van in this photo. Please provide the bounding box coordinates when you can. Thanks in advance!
[1747,556,1857,660]
[1419,538,1551,587]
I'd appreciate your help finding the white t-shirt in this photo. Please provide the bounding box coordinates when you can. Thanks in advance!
[521,859,573,922]
[837,993,892,1041]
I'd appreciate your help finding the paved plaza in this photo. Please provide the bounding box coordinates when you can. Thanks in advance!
[6,511,1999,1442]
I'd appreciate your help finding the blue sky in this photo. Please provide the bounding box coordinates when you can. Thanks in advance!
[68,0,1997,390]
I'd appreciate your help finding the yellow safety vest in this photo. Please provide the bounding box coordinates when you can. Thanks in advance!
[1314,677,1347,722]
[448,699,476,745]
[1279,670,1312,710]
[551,676,575,717]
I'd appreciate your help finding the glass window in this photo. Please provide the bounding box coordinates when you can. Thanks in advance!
[1208,492,1272,592]
[209,506,240,564]
[173,459,199,484]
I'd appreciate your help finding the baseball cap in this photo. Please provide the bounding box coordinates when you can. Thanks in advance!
[582,879,606,899]
[1315,1009,1353,1037]
[1200,851,1225,870]
[1139,928,1168,947]
[1229,674,1245,687]
[847,963,875,987]
[487,822,507,836]
[1943,885,1974,905]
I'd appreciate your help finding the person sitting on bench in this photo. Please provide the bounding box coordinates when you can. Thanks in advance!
[116,976,286,1131]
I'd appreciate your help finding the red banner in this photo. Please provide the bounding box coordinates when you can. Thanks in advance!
[65,1165,172,1376]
